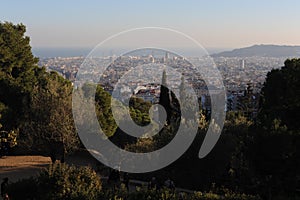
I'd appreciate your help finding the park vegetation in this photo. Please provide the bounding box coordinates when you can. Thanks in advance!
[0,22,299,199]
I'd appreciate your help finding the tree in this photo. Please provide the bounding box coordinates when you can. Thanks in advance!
[222,111,255,190]
[0,130,17,157]
[0,22,38,77]
[178,75,200,121]
[129,97,151,126]
[259,58,300,130]
[237,84,259,120]
[38,163,102,200]
[251,58,300,197]
[0,22,81,160]
[159,70,171,125]
[7,162,102,200]
[94,85,118,137]
[23,70,78,162]
[0,22,39,131]
[0,22,43,156]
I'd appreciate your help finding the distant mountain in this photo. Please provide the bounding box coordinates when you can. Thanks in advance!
[211,44,300,57]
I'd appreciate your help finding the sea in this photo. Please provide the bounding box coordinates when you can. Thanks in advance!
[32,47,230,58]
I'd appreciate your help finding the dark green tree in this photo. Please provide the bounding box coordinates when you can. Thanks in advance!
[259,58,300,130]
[82,82,96,98]
[0,22,39,131]
[237,84,259,120]
[129,97,151,126]
[251,58,300,198]
[95,85,118,137]
[159,70,171,125]
[0,22,38,77]
[0,22,80,159]
[23,70,78,162]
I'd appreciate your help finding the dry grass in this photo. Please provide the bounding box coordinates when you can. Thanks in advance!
[0,152,100,182]
[0,156,51,182]
[0,156,51,168]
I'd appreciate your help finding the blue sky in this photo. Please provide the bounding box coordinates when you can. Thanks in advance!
[1,0,300,48]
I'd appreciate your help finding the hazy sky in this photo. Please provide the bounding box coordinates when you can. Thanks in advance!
[1,0,300,49]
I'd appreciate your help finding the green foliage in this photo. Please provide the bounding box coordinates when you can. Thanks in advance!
[0,22,80,159]
[95,85,118,137]
[129,97,151,126]
[0,22,39,130]
[252,58,300,197]
[225,111,253,133]
[159,70,172,125]
[125,138,156,153]
[236,84,259,120]
[0,129,18,156]
[222,112,255,189]
[198,110,208,130]
[21,70,78,161]
[259,58,300,130]
[39,162,102,200]
[0,22,38,77]
[191,191,261,200]
[7,163,102,200]
[94,86,152,137]
[0,22,73,156]
[98,187,260,200]
[82,82,97,98]
[129,97,152,114]
[1,21,299,199]
[249,128,299,197]
[7,176,262,200]
[0,130,17,147]
[6,177,39,200]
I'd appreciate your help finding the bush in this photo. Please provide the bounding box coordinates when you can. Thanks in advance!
[7,162,102,200]
[191,191,261,200]
[6,177,38,200]
[38,162,102,200]
[98,187,261,200]
[7,163,260,200]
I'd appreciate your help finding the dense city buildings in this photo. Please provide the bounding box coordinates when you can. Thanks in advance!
[39,54,286,118]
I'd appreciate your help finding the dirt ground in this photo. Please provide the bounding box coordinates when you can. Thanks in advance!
[0,156,51,182]
[0,151,100,183]
[0,153,193,194]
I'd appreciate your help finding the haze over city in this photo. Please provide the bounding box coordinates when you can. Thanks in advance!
[1,0,300,50]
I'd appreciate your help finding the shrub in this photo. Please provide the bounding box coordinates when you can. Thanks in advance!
[6,177,39,200]
[7,162,102,200]
[191,191,261,200]
[98,187,261,200]
[38,162,102,200]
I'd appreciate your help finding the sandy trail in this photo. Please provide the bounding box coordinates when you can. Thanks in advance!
[0,151,100,183]
[0,156,51,182]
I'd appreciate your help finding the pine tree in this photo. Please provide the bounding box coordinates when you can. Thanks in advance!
[0,22,39,130]
[159,70,171,125]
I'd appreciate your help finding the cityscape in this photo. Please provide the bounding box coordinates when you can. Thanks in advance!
[0,1,300,200]
[39,49,287,116]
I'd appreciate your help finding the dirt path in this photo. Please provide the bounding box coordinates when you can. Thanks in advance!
[0,151,100,183]
[0,156,51,182]
[0,154,194,194]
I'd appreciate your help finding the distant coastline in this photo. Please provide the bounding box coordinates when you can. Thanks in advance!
[33,45,300,59]
[32,47,231,58]
[32,47,92,58]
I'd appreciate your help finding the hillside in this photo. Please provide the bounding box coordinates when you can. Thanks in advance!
[211,44,300,57]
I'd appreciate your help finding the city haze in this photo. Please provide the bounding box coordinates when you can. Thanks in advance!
[1,0,300,49]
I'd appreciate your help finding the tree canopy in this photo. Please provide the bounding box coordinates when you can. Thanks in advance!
[0,22,40,131]
[0,22,78,159]
[259,58,300,131]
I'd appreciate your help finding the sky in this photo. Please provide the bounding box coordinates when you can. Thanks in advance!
[1,0,300,49]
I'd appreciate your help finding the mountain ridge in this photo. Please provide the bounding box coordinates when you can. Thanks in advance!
[211,44,300,57]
